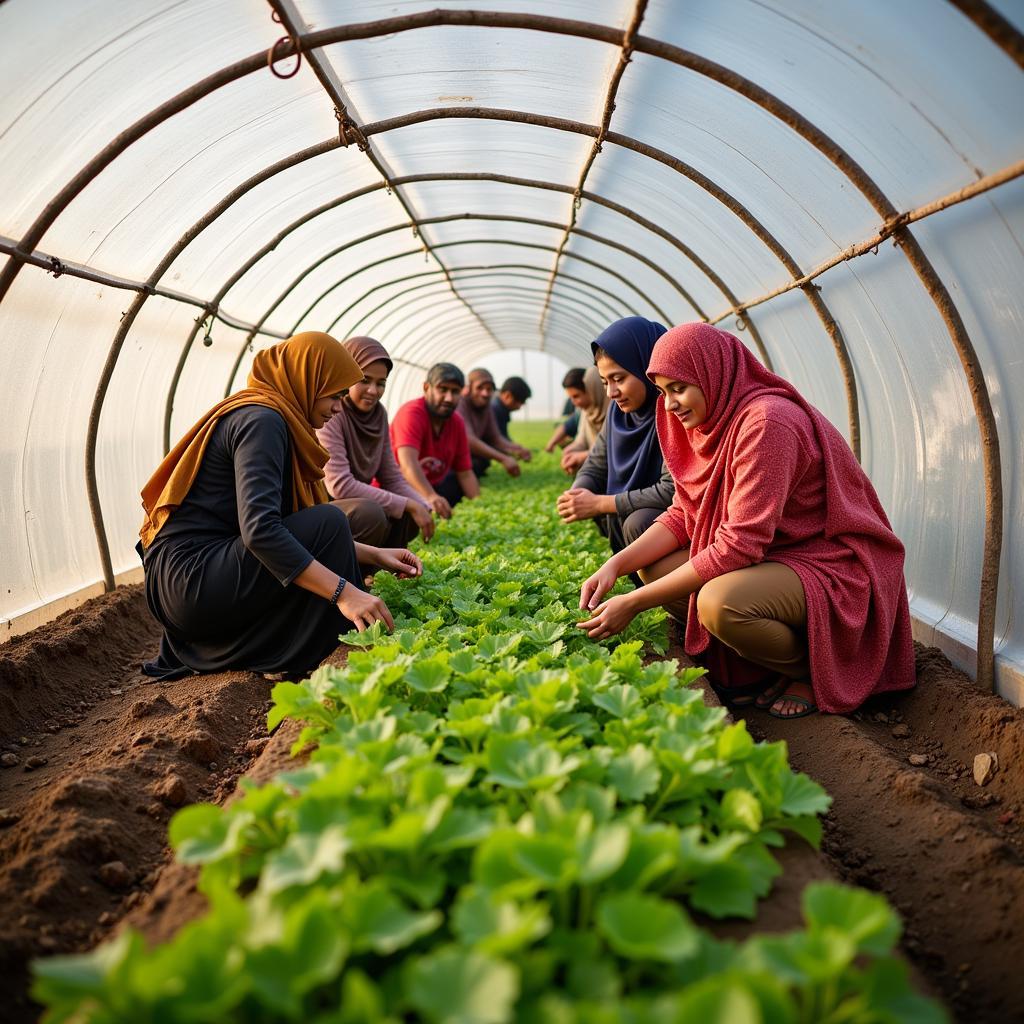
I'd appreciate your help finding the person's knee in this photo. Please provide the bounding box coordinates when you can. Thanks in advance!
[621,509,656,547]
[696,578,731,639]
[337,499,388,545]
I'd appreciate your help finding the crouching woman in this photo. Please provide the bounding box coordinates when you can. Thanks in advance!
[578,322,915,719]
[137,331,421,681]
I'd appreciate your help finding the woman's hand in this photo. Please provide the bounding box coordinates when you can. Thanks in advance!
[579,560,620,612]
[556,488,609,523]
[337,586,395,632]
[369,547,423,579]
[578,593,639,641]
[426,492,453,520]
[560,449,587,475]
[407,498,435,542]
[501,455,522,477]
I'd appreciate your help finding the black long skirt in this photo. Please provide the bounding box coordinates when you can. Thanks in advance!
[141,504,360,680]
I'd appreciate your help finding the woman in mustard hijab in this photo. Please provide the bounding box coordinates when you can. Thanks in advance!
[137,332,422,680]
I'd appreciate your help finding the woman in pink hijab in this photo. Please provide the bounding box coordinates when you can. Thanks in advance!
[579,322,915,718]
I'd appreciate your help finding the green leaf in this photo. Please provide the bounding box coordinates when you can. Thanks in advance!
[342,882,442,955]
[591,683,643,719]
[607,745,661,801]
[406,656,452,693]
[670,976,763,1024]
[486,735,579,791]
[404,946,520,1024]
[451,887,552,955]
[260,826,348,894]
[860,958,950,1024]
[802,883,902,956]
[778,770,832,818]
[170,804,251,864]
[721,789,764,833]
[596,892,699,962]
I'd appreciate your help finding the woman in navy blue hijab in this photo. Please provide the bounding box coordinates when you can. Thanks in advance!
[556,317,674,556]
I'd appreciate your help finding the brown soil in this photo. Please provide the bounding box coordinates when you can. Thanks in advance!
[2,591,1022,1023]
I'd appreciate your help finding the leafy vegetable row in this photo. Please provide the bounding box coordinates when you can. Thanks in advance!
[35,446,945,1023]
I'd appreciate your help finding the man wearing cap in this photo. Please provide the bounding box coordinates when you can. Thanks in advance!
[391,362,481,519]
[456,368,531,478]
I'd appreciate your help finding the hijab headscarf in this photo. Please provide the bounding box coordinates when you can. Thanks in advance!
[647,322,915,712]
[592,316,667,494]
[140,331,362,547]
[333,336,394,484]
[575,365,608,450]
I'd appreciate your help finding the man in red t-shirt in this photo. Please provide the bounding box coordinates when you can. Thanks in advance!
[390,363,481,521]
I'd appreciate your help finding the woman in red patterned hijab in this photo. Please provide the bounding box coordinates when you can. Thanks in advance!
[579,322,915,718]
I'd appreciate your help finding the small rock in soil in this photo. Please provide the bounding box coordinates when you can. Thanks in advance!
[1,752,20,767]
[154,773,188,807]
[908,753,929,767]
[245,737,269,753]
[108,688,123,696]
[973,751,998,786]
[24,755,48,770]
[98,911,114,926]
[874,712,890,724]
[998,811,1016,826]
[891,723,911,739]
[0,809,21,827]
[98,861,132,890]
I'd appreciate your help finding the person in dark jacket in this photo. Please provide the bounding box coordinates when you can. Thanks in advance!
[556,317,674,554]
[137,331,421,681]
[491,376,533,460]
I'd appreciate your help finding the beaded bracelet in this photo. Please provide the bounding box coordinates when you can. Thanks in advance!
[330,575,347,604]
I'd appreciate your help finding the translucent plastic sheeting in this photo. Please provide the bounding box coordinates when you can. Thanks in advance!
[164,147,384,297]
[0,0,284,238]
[643,0,1024,211]
[295,0,627,33]
[360,120,597,198]
[610,56,874,266]
[585,143,793,301]
[812,254,988,668]
[223,191,419,332]
[397,180,572,227]
[912,184,1024,683]
[0,274,191,618]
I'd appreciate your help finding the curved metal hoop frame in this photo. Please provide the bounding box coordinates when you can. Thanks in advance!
[0,4,1011,688]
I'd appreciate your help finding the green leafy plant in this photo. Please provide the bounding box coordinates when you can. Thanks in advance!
[33,433,944,1023]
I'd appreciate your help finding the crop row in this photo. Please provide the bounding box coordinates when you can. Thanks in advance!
[34,453,944,1023]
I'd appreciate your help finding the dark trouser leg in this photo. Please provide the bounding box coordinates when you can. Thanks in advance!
[331,498,389,546]
[146,504,362,678]
[434,471,465,508]
[621,507,662,545]
[471,455,490,478]
[384,510,420,547]
[604,507,662,586]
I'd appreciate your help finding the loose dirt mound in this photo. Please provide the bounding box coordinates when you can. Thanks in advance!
[2,590,1022,1023]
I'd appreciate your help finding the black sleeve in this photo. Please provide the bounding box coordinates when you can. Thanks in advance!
[226,409,315,586]
[615,461,676,515]
[572,421,608,493]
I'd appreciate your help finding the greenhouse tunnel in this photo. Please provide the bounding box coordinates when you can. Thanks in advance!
[2,0,1022,703]
[4,3,1024,1022]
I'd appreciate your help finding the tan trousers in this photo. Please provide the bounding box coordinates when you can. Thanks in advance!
[639,550,810,680]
